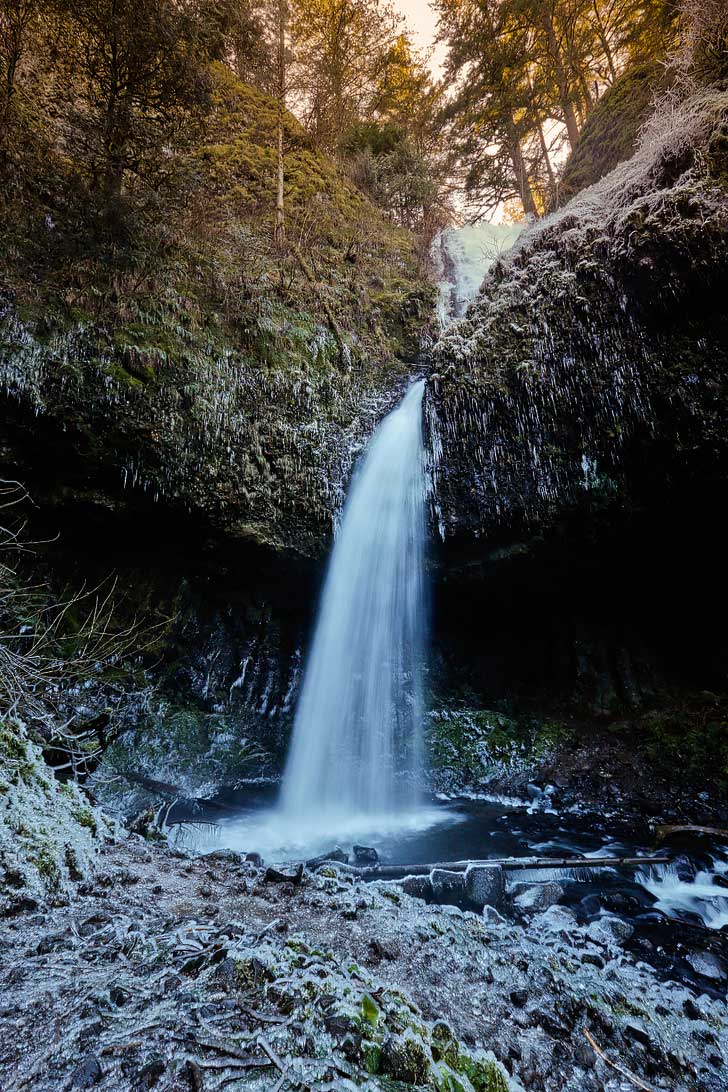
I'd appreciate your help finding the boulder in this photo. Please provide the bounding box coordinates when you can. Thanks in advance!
[430,869,466,902]
[687,951,727,982]
[534,905,577,932]
[511,881,564,913]
[306,846,348,868]
[353,844,379,865]
[464,864,506,911]
[586,915,634,946]
[399,875,432,900]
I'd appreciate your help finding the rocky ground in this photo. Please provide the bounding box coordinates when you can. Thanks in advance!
[2,829,726,1092]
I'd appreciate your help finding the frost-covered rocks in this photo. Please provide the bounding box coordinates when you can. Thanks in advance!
[465,863,506,911]
[511,880,564,913]
[0,719,108,911]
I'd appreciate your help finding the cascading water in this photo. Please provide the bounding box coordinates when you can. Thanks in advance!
[279,379,427,823]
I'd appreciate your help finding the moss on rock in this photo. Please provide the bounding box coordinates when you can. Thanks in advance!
[0,718,109,909]
[230,930,510,1090]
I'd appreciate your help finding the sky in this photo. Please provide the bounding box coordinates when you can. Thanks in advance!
[394,0,447,77]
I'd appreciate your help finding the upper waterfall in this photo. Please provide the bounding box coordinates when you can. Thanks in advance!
[279,380,427,823]
[435,222,523,323]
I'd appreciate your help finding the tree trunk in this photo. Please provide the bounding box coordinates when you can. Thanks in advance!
[538,122,556,200]
[592,0,617,83]
[541,11,580,150]
[274,0,287,248]
[506,118,538,218]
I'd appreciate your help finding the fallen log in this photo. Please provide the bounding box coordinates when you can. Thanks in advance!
[309,855,670,881]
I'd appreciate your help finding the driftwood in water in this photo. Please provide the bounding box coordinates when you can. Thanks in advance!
[656,824,728,842]
[310,855,670,881]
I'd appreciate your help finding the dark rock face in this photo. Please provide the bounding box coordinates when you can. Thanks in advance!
[425,86,728,740]
[430,95,728,545]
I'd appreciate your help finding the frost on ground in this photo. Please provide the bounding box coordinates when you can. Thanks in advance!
[1,833,726,1092]
[430,85,728,538]
[0,717,109,911]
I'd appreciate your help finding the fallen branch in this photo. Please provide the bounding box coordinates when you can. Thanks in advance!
[584,1029,656,1092]
[656,824,728,842]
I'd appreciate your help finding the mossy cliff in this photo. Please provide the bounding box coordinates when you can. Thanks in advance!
[0,718,109,911]
[0,67,434,556]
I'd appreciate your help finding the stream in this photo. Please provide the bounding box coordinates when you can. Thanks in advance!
[170,785,728,998]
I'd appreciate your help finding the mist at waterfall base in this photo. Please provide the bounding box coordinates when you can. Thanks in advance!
[202,379,452,860]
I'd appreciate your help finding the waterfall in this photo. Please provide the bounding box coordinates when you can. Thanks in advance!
[435,222,523,322]
[280,380,427,822]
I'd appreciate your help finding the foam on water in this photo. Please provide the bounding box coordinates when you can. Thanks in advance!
[636,861,728,930]
[191,804,458,864]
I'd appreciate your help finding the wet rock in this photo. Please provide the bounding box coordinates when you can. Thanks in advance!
[398,875,432,900]
[380,1032,429,1083]
[245,852,264,866]
[483,905,507,925]
[674,855,696,883]
[682,997,703,1020]
[579,894,602,918]
[687,951,727,982]
[353,845,379,865]
[134,1057,165,1090]
[306,847,348,868]
[465,864,505,911]
[430,869,466,902]
[512,881,564,912]
[70,1055,102,1088]
[510,989,528,1008]
[586,915,634,946]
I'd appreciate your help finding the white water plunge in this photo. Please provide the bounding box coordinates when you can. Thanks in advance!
[280,379,427,824]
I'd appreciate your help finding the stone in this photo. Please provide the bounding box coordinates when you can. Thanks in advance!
[353,844,379,864]
[586,915,634,946]
[399,875,432,900]
[623,1020,651,1048]
[380,1032,430,1083]
[683,997,703,1021]
[70,1056,102,1088]
[465,864,505,911]
[534,905,576,932]
[687,951,727,982]
[306,846,348,868]
[430,869,466,902]
[482,905,507,925]
[512,881,564,912]
[204,848,244,863]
